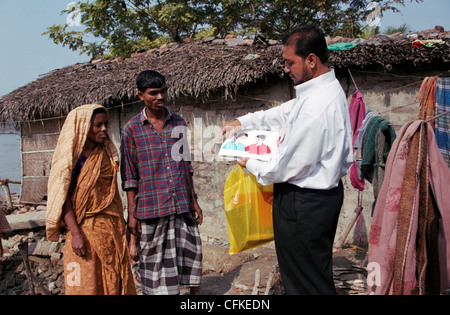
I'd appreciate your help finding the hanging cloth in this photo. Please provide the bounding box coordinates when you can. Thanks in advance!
[361,116,396,185]
[349,90,366,191]
[434,77,450,167]
[417,76,437,122]
[368,120,450,295]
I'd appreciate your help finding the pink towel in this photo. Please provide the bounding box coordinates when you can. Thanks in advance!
[349,90,366,191]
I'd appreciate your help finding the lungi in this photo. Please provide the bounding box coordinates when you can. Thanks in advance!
[139,213,202,295]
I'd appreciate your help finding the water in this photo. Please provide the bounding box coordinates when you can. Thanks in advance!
[0,134,22,196]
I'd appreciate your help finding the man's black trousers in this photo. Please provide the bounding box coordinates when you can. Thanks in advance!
[272,180,344,295]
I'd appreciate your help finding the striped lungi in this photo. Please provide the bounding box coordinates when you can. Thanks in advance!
[139,213,202,295]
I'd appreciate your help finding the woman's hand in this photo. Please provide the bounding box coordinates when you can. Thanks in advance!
[71,231,86,257]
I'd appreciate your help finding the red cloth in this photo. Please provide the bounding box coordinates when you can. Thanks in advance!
[349,90,366,191]
[245,144,271,155]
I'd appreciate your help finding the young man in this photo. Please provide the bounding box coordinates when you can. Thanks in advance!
[221,25,353,294]
[120,70,203,295]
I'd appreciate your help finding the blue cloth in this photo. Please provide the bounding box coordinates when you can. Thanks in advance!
[223,141,245,151]
[435,77,450,167]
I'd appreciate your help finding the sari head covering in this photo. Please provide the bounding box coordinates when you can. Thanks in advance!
[46,104,118,241]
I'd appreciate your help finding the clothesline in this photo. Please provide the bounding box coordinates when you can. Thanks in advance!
[425,109,450,123]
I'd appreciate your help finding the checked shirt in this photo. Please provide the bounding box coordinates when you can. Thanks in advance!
[120,107,193,219]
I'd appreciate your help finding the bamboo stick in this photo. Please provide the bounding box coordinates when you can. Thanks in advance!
[0,178,21,210]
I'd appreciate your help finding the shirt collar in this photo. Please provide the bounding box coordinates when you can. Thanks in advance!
[140,106,173,125]
[294,69,336,99]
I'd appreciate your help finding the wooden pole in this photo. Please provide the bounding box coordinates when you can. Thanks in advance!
[0,178,21,210]
[333,205,363,253]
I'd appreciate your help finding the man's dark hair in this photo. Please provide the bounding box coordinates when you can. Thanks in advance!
[282,24,329,64]
[136,70,166,92]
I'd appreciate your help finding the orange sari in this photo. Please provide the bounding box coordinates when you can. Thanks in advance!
[64,144,136,295]
[46,104,135,295]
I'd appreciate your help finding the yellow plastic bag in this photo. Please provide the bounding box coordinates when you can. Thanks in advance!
[223,164,274,255]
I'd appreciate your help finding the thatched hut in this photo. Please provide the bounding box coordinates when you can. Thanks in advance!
[1,30,449,243]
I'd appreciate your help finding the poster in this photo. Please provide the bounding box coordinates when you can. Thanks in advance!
[218,129,280,161]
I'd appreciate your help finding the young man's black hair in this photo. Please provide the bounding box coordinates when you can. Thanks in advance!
[136,70,166,92]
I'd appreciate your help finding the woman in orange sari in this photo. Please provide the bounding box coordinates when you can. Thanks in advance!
[46,104,136,295]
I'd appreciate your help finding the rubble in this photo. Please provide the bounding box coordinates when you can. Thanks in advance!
[0,226,65,295]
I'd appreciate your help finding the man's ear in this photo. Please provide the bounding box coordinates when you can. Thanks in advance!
[137,90,144,100]
[306,53,317,70]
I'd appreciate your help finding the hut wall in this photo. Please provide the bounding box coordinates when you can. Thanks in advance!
[19,118,65,204]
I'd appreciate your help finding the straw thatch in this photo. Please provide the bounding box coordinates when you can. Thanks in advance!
[1,32,449,123]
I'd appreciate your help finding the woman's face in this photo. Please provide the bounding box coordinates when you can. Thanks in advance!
[87,112,109,144]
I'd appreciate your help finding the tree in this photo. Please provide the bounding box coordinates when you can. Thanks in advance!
[43,0,422,59]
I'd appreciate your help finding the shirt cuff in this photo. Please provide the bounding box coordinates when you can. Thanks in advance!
[246,159,259,177]
[237,113,253,130]
[122,179,138,190]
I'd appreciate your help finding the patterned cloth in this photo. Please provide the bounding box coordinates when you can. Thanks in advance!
[435,77,450,167]
[417,76,437,121]
[64,144,136,295]
[138,213,202,295]
[120,108,193,220]
[368,120,450,295]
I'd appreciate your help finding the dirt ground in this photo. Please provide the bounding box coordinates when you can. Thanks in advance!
[191,242,368,295]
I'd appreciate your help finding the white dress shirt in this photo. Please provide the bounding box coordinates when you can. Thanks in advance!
[238,70,353,190]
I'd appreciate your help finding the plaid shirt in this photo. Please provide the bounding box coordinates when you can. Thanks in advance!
[120,107,193,219]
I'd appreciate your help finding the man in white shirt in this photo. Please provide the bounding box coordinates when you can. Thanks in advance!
[221,25,353,294]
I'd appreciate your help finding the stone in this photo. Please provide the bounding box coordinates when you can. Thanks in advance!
[6,211,46,230]
[29,240,61,257]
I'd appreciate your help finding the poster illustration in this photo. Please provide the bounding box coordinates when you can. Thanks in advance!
[219,129,280,161]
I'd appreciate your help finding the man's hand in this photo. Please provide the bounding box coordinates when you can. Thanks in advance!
[237,157,249,168]
[192,199,203,226]
[128,214,141,237]
[220,119,242,142]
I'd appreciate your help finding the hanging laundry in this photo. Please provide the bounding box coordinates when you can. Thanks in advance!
[368,120,450,295]
[327,42,358,51]
[354,111,377,149]
[360,115,396,198]
[434,77,450,167]
[417,76,437,121]
[412,39,445,49]
[349,90,366,191]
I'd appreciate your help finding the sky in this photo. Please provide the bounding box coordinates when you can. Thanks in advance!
[1,0,450,98]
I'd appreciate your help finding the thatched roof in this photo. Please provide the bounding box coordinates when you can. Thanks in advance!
[1,31,449,123]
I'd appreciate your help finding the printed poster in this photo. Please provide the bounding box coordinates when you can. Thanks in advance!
[219,129,280,161]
